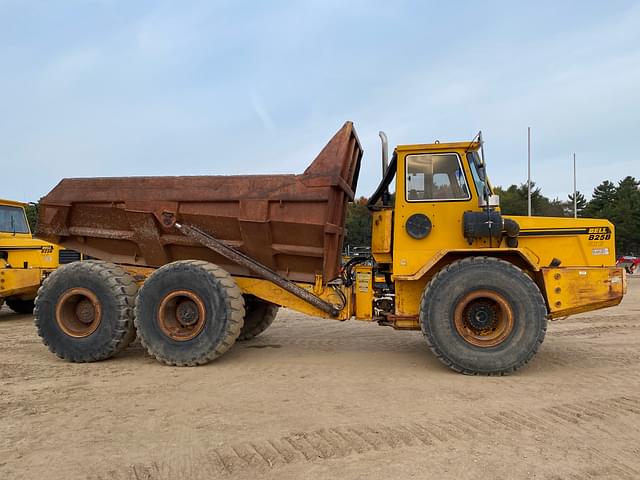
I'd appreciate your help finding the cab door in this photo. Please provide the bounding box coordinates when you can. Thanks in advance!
[392,147,478,279]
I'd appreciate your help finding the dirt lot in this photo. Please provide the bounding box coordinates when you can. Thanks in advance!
[1,278,639,480]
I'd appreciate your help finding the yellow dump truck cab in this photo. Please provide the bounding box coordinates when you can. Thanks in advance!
[0,199,74,313]
[366,138,624,347]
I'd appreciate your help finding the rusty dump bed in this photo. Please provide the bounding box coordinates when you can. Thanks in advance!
[37,122,362,284]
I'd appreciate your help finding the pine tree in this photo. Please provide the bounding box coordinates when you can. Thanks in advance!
[566,191,587,217]
[610,177,640,255]
[584,180,616,218]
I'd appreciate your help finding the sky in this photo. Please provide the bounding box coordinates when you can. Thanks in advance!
[1,0,639,203]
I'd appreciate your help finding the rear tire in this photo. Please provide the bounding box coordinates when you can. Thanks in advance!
[238,296,279,341]
[134,260,245,366]
[420,256,547,375]
[34,261,138,362]
[6,298,35,314]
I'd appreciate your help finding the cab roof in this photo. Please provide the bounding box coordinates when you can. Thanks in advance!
[395,141,480,153]
[0,198,27,208]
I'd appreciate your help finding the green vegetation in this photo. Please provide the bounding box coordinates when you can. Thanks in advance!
[25,203,38,232]
[345,197,371,248]
[493,183,565,217]
[590,177,640,255]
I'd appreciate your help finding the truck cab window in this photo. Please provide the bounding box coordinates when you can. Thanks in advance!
[406,153,470,201]
[0,206,29,233]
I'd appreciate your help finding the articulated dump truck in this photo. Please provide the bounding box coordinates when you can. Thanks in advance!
[35,122,626,375]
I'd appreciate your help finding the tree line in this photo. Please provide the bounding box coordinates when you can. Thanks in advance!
[345,176,640,256]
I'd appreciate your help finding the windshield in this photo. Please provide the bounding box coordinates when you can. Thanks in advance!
[467,151,492,199]
[0,205,30,234]
[406,153,470,201]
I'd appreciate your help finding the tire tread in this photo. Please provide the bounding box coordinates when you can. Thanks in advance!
[34,260,138,362]
[134,260,245,366]
[238,298,279,341]
[420,256,547,376]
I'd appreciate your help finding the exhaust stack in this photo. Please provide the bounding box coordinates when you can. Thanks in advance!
[379,131,389,177]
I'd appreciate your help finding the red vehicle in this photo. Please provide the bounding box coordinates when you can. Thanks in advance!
[616,256,640,274]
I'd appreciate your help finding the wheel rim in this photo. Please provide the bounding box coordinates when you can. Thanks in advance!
[157,290,207,341]
[453,290,514,348]
[55,288,102,338]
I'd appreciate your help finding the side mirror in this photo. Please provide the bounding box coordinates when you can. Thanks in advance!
[468,152,487,181]
[479,194,500,208]
[476,164,487,182]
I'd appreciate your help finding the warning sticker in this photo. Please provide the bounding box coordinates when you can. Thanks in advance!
[356,272,372,292]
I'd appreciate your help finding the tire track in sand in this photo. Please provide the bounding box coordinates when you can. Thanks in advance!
[553,324,640,337]
[99,395,640,479]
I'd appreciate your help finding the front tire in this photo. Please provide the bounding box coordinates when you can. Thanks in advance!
[135,260,245,366]
[420,256,547,375]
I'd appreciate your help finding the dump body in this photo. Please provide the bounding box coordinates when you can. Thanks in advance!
[37,123,362,284]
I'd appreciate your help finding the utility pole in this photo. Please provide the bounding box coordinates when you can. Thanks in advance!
[527,127,532,216]
[573,153,577,219]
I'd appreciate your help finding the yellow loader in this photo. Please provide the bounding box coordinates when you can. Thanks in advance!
[0,199,81,314]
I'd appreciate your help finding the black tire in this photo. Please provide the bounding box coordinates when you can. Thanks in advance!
[134,260,245,366]
[238,296,279,341]
[420,256,547,375]
[34,260,138,362]
[116,310,138,354]
[6,298,35,314]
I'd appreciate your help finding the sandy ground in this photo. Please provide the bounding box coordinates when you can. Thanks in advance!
[1,278,639,480]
